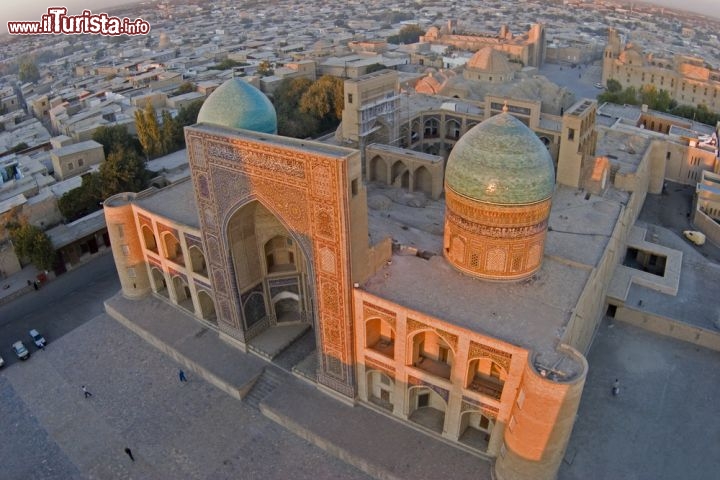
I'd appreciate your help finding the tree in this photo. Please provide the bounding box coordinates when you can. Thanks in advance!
[387,24,424,45]
[274,77,313,115]
[257,60,274,77]
[175,100,204,127]
[606,79,622,93]
[58,173,103,222]
[98,147,150,199]
[161,110,179,154]
[9,142,29,153]
[299,75,344,125]
[364,63,386,74]
[92,125,141,156]
[278,111,320,139]
[212,58,248,70]
[174,81,195,95]
[135,103,162,159]
[9,222,56,271]
[18,59,40,83]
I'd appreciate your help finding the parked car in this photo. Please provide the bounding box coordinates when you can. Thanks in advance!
[594,82,605,89]
[29,329,47,348]
[683,230,706,246]
[0,355,4,368]
[12,341,30,360]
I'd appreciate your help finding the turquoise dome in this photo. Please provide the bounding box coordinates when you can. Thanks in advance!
[445,113,555,204]
[197,78,277,134]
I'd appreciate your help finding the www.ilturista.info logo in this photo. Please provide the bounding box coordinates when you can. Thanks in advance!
[8,7,151,36]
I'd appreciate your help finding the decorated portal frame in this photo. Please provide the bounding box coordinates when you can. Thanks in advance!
[185,124,360,397]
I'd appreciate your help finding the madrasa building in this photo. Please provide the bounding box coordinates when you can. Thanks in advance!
[103,73,669,480]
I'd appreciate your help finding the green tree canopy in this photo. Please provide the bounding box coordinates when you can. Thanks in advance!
[364,63,386,74]
[212,58,248,70]
[274,77,313,115]
[175,100,204,127]
[300,75,344,124]
[18,59,40,83]
[9,142,29,153]
[160,110,178,155]
[10,222,56,271]
[99,146,150,199]
[92,125,141,156]
[387,24,424,45]
[58,173,102,222]
[606,78,622,93]
[174,81,196,95]
[273,75,344,138]
[598,81,720,126]
[135,103,162,159]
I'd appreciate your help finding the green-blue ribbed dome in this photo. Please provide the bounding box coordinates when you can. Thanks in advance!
[197,78,277,134]
[445,113,555,204]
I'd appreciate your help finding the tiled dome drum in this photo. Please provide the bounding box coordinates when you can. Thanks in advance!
[443,113,555,281]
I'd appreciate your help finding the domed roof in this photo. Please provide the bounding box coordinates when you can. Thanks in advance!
[197,78,277,134]
[466,47,513,74]
[445,113,555,204]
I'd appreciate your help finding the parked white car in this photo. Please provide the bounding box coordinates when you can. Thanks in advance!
[12,341,30,360]
[0,355,4,367]
[29,329,46,348]
[683,230,706,246]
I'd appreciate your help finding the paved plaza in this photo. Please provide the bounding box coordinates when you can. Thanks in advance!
[0,314,371,480]
[559,319,720,480]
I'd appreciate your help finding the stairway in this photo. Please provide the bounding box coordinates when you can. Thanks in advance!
[244,366,286,409]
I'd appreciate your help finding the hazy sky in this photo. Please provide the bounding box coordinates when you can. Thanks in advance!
[1,1,719,30]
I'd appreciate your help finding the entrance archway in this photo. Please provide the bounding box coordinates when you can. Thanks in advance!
[459,410,494,452]
[150,267,168,298]
[226,200,312,332]
[408,386,446,433]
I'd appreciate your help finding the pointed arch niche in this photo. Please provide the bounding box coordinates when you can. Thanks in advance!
[226,200,311,331]
[365,317,395,359]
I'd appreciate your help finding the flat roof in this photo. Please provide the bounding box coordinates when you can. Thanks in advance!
[363,183,622,369]
[595,127,651,175]
[46,209,106,249]
[135,178,199,229]
[51,140,103,157]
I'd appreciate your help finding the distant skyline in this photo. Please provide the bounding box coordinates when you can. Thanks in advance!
[1,0,719,34]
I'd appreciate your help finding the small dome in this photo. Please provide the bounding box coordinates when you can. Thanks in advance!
[197,78,277,134]
[466,47,513,75]
[445,113,555,204]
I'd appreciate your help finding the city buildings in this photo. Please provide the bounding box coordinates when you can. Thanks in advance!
[602,27,720,111]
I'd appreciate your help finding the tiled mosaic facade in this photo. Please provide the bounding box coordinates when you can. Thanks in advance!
[185,126,357,397]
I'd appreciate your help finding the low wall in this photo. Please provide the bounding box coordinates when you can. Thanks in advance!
[692,209,720,247]
[615,306,720,352]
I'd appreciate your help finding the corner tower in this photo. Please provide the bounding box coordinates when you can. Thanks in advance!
[443,112,555,281]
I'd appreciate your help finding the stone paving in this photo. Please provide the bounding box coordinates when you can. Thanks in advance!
[559,319,720,480]
[0,314,371,480]
[105,292,492,480]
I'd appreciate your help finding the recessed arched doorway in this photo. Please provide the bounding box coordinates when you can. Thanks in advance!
[226,200,315,357]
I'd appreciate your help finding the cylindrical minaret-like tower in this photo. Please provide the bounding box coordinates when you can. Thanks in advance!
[104,192,151,298]
[495,346,588,480]
[443,112,555,281]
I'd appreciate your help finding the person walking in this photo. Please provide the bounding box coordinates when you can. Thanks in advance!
[178,369,187,382]
[612,379,620,396]
[124,447,135,462]
[82,385,92,398]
